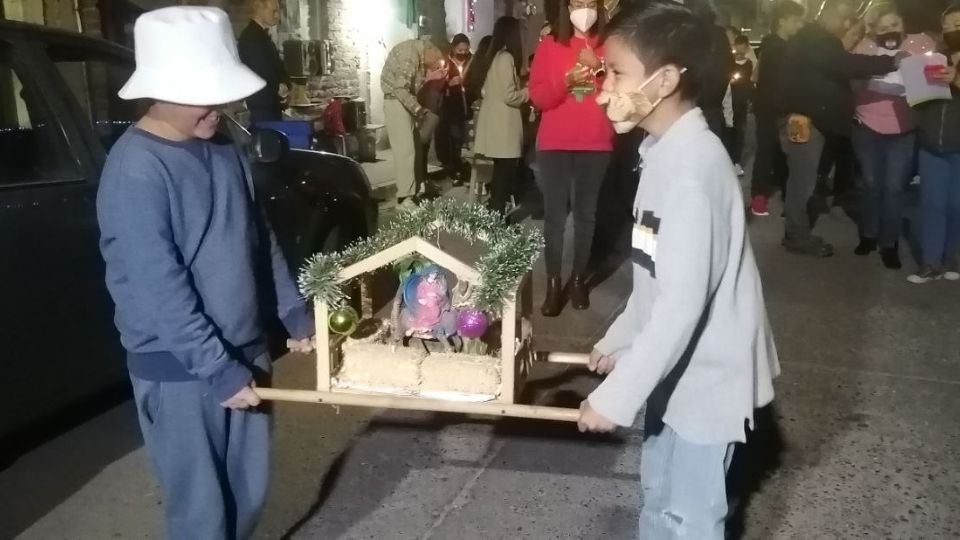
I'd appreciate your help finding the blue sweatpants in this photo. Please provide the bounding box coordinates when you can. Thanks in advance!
[130,354,271,540]
[639,414,735,540]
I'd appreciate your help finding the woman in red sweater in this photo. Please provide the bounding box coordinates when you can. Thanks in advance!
[530,0,614,317]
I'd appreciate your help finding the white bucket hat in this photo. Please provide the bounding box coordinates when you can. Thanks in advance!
[119,6,266,106]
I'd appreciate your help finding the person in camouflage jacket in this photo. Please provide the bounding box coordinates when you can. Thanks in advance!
[381,38,445,205]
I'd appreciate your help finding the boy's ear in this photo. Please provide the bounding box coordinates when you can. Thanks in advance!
[658,65,683,99]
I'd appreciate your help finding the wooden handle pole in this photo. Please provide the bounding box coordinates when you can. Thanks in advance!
[543,352,590,365]
[254,388,580,422]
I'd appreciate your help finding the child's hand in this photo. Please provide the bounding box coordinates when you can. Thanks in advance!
[578,401,617,433]
[221,385,261,410]
[587,349,617,375]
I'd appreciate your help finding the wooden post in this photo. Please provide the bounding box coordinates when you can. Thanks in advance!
[315,301,331,391]
[499,293,518,404]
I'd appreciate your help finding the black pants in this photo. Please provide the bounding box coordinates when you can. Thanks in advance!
[817,133,856,203]
[730,105,749,164]
[489,157,519,215]
[592,130,644,266]
[538,150,612,276]
[752,110,788,198]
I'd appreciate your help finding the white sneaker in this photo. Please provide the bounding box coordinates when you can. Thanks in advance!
[944,259,960,281]
[907,266,944,284]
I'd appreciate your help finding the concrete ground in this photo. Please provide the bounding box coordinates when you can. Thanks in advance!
[3,196,960,539]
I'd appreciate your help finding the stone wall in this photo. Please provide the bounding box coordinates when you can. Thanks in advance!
[305,0,361,103]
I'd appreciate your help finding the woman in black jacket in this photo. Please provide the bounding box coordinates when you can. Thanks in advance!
[909,5,960,283]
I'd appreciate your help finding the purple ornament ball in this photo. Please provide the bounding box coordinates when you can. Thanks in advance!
[457,309,489,339]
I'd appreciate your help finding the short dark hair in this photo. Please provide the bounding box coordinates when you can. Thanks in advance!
[734,34,750,46]
[603,3,711,100]
[945,2,960,19]
[552,1,609,44]
[451,33,470,48]
[772,0,804,30]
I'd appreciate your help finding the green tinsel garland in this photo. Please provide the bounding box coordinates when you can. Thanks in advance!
[297,199,544,313]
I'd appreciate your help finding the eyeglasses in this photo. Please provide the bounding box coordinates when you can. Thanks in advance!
[569,0,599,9]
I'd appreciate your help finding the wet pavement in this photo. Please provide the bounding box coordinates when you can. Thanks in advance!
[3,196,960,539]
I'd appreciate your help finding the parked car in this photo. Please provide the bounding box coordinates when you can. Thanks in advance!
[0,20,376,453]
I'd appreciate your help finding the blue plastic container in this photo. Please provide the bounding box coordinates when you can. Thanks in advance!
[255,120,312,150]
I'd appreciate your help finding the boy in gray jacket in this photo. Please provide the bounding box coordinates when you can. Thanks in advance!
[581,5,779,539]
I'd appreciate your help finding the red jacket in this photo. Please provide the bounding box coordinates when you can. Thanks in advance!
[529,35,614,152]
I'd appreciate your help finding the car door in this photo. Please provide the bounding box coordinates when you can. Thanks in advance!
[0,37,125,444]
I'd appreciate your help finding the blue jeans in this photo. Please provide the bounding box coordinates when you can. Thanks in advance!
[130,354,271,540]
[851,125,916,247]
[918,148,960,267]
[639,416,735,539]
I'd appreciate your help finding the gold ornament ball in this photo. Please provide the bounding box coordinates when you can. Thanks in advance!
[328,307,359,335]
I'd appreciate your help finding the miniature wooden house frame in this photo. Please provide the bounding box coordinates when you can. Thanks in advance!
[255,232,587,422]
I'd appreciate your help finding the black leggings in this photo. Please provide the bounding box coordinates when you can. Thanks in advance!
[537,150,612,275]
[489,158,519,215]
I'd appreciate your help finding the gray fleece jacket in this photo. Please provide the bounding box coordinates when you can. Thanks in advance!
[589,108,779,445]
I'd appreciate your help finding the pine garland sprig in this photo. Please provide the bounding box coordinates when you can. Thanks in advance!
[296,252,347,308]
[297,199,544,312]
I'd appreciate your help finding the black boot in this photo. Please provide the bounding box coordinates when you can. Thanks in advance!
[881,244,902,270]
[569,274,590,310]
[540,275,564,317]
[854,236,877,256]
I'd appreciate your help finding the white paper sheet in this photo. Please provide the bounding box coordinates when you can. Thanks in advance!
[900,53,954,106]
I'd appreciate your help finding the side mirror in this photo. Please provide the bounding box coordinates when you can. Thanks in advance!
[249,128,289,164]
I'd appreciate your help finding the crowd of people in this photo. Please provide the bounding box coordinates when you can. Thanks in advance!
[379,0,960,296]
[749,0,960,283]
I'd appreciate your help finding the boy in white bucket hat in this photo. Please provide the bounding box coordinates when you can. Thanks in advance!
[97,7,314,538]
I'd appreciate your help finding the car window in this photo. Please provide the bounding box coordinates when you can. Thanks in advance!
[0,42,83,185]
[47,45,139,152]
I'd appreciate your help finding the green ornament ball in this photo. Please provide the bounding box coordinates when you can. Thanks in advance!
[328,306,359,335]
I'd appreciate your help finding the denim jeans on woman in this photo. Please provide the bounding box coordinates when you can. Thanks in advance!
[918,148,960,268]
[851,124,916,247]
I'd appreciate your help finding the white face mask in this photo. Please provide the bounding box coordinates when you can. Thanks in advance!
[570,8,598,34]
[596,66,686,133]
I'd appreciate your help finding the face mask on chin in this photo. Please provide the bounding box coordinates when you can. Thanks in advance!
[570,7,598,34]
[596,66,686,133]
[875,31,903,50]
[944,30,960,52]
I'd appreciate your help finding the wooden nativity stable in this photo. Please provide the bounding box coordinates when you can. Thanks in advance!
[254,200,589,422]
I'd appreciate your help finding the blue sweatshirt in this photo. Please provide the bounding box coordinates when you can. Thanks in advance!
[97,128,313,402]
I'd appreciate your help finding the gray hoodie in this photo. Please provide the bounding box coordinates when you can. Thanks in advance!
[588,109,779,445]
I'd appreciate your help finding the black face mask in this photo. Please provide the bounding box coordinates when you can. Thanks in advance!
[454,53,471,61]
[876,31,903,50]
[944,30,960,52]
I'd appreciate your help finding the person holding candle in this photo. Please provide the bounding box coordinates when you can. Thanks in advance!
[529,0,614,316]
[438,34,472,185]
[474,17,529,215]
